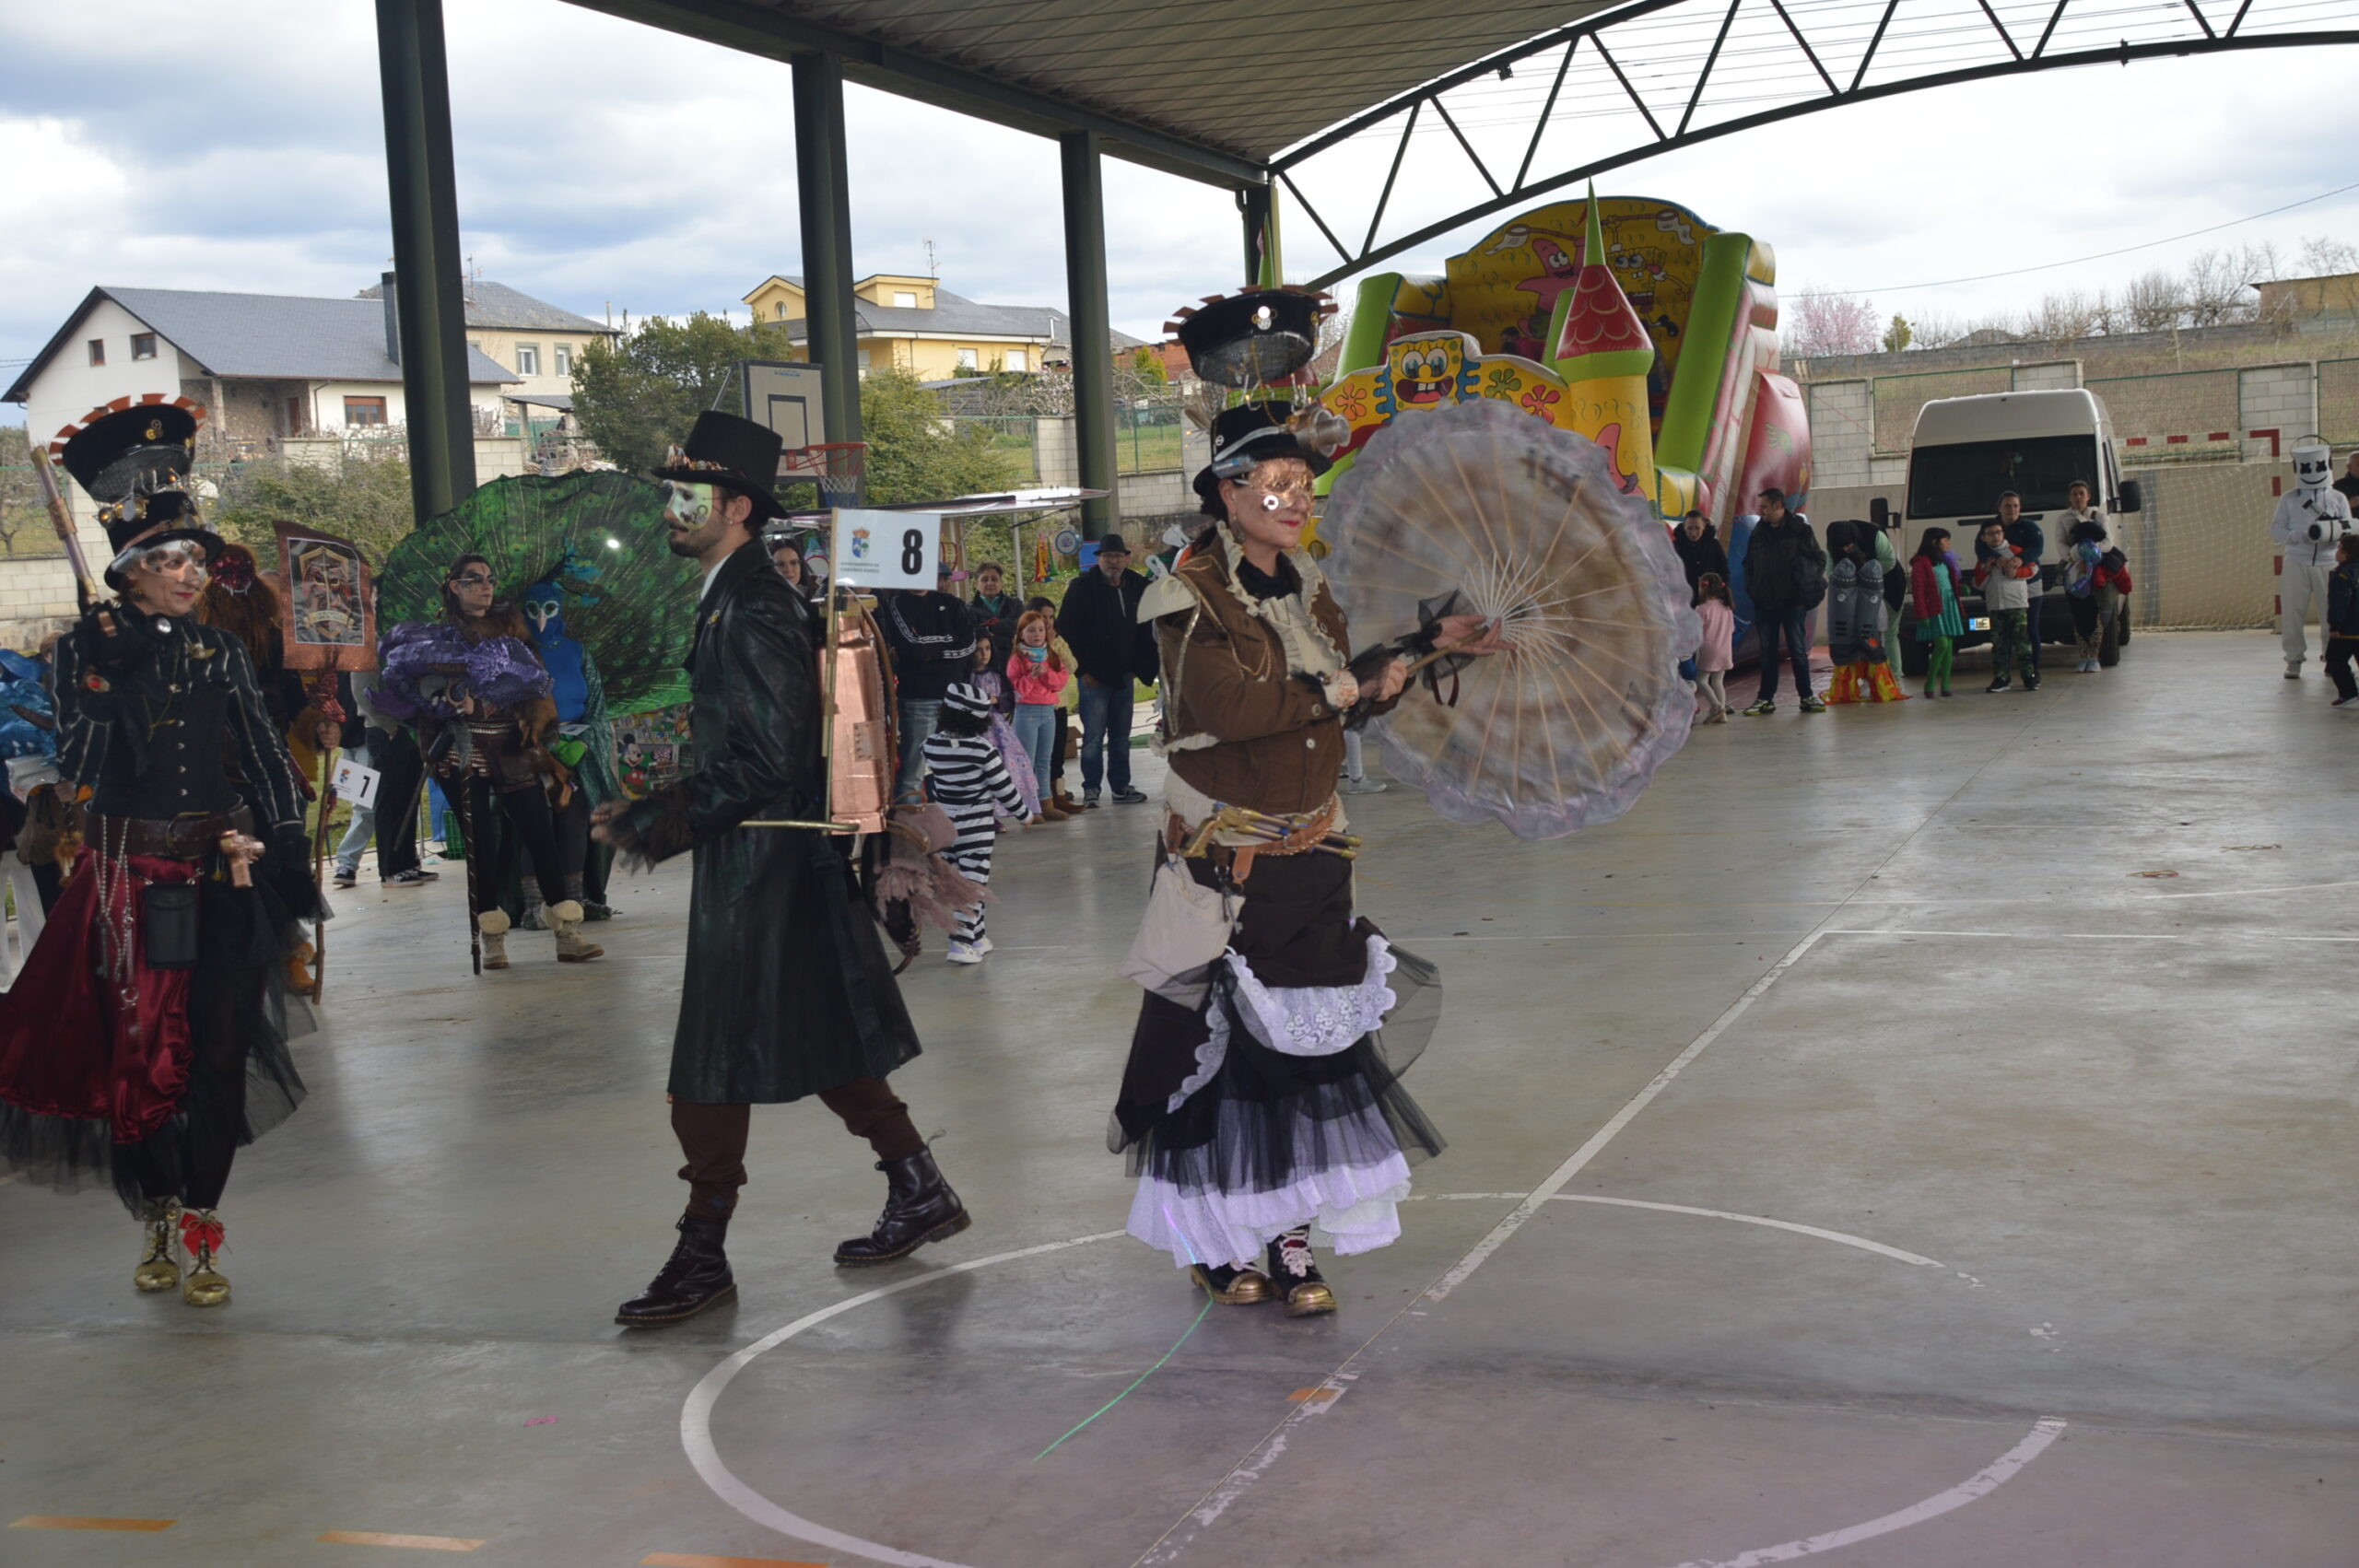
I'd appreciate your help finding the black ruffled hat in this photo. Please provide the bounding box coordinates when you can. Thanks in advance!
[651,410,784,519]
[1191,401,1351,513]
[1166,287,1335,390]
[52,396,220,585]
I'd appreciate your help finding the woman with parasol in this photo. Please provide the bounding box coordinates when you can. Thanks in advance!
[1113,379,1498,1316]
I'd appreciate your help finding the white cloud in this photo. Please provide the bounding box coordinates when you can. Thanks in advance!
[4,0,2355,426]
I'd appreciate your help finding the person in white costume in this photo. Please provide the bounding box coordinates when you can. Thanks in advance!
[2271,441,2354,677]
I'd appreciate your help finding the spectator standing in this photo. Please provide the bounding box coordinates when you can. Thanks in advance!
[879,564,977,802]
[1909,528,1966,698]
[1026,594,1084,814]
[1055,534,1155,805]
[1694,571,1734,722]
[1997,492,2048,675]
[2336,451,2359,515]
[1672,509,1728,603]
[1973,519,2040,692]
[2326,536,2359,708]
[968,562,1023,649]
[769,536,820,602]
[1740,488,1825,716]
[1008,609,1069,808]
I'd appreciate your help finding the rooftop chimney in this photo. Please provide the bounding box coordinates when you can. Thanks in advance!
[381,272,401,366]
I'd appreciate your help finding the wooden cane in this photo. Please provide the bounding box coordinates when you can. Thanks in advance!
[310,748,333,1000]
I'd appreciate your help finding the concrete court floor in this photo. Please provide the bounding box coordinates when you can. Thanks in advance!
[3,630,2356,1568]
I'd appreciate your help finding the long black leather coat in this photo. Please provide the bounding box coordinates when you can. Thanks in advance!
[614,540,921,1104]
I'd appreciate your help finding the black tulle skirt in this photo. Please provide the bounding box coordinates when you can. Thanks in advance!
[1111,848,1443,1268]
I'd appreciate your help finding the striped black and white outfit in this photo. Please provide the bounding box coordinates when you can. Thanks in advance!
[921,727,1027,944]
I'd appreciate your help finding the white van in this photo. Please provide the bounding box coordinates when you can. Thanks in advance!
[1873,389,2143,672]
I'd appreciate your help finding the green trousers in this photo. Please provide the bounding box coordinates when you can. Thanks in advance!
[1922,635,1954,694]
[1989,608,2034,681]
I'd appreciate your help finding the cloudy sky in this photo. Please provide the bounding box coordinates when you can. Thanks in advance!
[5,0,2358,423]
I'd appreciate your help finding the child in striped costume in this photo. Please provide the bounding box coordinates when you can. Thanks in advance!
[921,684,1028,965]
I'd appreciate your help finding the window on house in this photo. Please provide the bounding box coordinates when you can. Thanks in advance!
[514,344,540,376]
[344,396,389,427]
[957,347,979,371]
[857,349,872,370]
[554,345,571,377]
[131,333,158,361]
[893,290,918,309]
[1006,348,1028,372]
[87,339,105,367]
[776,302,788,320]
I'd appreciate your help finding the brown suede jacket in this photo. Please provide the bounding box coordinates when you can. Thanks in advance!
[1150,544,1399,816]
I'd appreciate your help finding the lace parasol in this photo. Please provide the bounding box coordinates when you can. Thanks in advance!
[1322,399,1696,840]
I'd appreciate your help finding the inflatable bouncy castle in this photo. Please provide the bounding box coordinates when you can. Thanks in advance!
[1315,191,1809,532]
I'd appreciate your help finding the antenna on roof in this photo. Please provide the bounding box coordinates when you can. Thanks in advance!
[925,239,937,280]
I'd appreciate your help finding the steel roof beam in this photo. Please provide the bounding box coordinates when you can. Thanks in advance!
[562,0,1266,189]
[1297,30,2359,290]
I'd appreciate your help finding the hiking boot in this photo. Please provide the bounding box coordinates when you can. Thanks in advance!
[1742,698,1777,717]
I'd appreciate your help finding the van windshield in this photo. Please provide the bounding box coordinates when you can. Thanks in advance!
[1908,435,2101,519]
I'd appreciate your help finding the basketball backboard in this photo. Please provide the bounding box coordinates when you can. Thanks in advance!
[739,359,826,455]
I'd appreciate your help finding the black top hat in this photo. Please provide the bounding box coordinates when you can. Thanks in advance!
[1191,402,1348,512]
[52,397,220,585]
[1167,288,1335,390]
[651,410,785,520]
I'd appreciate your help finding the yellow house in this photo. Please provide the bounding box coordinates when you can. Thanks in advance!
[742,272,1142,379]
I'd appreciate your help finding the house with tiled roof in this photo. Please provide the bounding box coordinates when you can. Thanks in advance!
[742,272,1145,379]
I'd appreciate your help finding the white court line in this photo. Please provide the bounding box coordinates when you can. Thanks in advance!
[1424,929,1830,1303]
[1659,1418,2068,1568]
[680,1231,1124,1568]
[1403,1194,1945,1268]
[1822,929,2178,942]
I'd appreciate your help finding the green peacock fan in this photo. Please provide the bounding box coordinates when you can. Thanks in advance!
[377,472,702,713]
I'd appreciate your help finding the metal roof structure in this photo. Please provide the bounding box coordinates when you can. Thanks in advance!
[569,0,2359,288]
[3,287,517,404]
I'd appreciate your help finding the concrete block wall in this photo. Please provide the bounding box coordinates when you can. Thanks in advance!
[2238,365,2318,440]
[2009,359,2083,392]
[1805,380,1873,488]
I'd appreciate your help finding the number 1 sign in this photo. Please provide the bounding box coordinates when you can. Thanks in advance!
[829,509,939,591]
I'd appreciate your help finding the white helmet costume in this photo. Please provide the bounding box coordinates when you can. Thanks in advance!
[2268,439,2355,673]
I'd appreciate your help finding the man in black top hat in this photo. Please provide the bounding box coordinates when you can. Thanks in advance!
[1056,532,1156,805]
[599,411,968,1328]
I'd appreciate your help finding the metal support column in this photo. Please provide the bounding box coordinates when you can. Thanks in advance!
[374,0,476,526]
[1238,182,1279,287]
[792,51,863,486]
[1061,131,1119,540]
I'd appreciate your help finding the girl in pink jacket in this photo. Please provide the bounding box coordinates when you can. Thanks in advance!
[1008,609,1070,805]
[1694,572,1735,723]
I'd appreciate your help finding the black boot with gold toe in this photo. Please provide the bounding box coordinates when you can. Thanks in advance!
[1190,1262,1273,1305]
[1265,1228,1336,1317]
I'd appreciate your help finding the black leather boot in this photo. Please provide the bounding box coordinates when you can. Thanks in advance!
[616,1216,736,1327]
[833,1146,971,1266]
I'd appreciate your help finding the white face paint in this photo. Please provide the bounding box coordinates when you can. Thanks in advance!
[663,480,717,531]
[2294,443,2332,490]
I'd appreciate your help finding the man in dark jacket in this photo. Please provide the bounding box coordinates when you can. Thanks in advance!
[1056,532,1155,805]
[1997,491,2048,675]
[878,565,975,802]
[1741,488,1826,715]
[600,412,968,1328]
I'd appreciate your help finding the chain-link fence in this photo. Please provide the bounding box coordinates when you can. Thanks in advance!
[1872,366,2013,452]
[2320,358,2359,446]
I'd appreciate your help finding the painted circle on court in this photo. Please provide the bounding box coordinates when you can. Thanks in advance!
[681,1196,2060,1568]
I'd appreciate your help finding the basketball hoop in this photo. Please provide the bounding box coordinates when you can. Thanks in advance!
[780,441,866,504]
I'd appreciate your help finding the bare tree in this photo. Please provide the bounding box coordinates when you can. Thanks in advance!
[2030,288,2107,345]
[2120,269,2186,333]
[1783,289,1882,359]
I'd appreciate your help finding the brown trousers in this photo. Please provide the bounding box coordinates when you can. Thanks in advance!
[672,1080,923,1222]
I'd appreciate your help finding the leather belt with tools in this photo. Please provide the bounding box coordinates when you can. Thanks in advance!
[88,807,255,861]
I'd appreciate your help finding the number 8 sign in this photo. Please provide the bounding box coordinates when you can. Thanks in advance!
[829,509,940,591]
